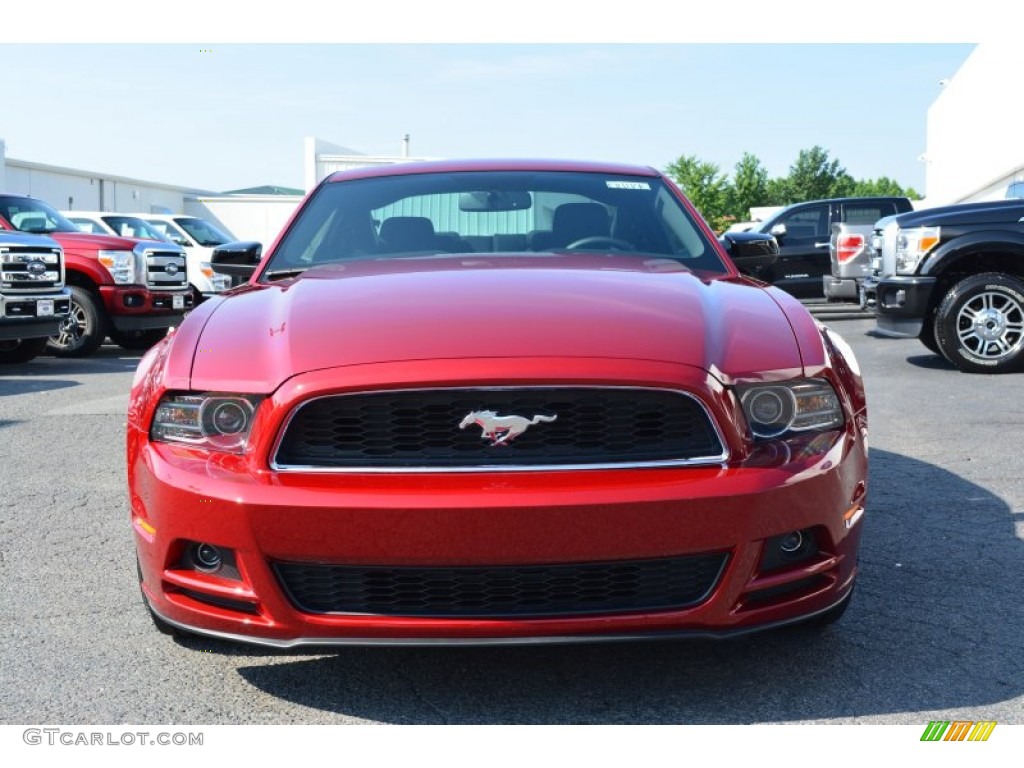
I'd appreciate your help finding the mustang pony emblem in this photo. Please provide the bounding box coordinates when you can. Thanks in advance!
[459,410,557,447]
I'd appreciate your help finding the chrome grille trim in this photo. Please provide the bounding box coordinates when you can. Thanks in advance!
[270,386,730,473]
[0,246,64,292]
[142,248,188,289]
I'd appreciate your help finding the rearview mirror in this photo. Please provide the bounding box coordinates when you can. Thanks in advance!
[458,190,532,212]
[211,241,263,285]
[719,232,779,276]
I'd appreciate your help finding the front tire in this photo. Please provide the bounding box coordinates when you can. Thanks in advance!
[935,273,1024,374]
[108,327,167,351]
[0,337,49,364]
[918,317,943,356]
[46,285,107,358]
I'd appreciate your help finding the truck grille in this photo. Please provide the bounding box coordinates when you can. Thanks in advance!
[273,553,729,617]
[143,249,188,290]
[0,246,63,292]
[273,387,727,470]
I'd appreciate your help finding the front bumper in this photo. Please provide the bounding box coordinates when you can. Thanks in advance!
[131,424,867,646]
[99,285,194,331]
[0,289,71,341]
[874,275,937,338]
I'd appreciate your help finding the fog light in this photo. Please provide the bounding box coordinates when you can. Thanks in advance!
[779,531,804,553]
[123,293,144,308]
[759,528,819,573]
[192,543,222,572]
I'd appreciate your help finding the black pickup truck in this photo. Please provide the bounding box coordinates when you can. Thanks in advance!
[871,199,1024,373]
[748,196,912,298]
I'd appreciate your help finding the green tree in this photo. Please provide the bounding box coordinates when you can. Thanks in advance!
[786,146,854,201]
[852,176,920,200]
[665,154,731,231]
[765,176,791,206]
[729,153,769,220]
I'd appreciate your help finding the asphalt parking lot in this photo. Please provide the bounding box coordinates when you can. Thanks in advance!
[1,318,1021,725]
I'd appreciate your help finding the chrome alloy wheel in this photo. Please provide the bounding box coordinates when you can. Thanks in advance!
[54,299,87,350]
[956,290,1024,360]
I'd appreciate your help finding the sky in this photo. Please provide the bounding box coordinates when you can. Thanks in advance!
[0,4,988,195]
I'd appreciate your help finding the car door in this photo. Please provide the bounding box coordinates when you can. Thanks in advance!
[770,202,831,298]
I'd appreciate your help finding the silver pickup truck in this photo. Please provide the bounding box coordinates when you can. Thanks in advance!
[825,221,876,302]
[0,231,71,363]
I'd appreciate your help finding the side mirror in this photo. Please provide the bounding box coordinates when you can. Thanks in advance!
[719,231,779,276]
[211,241,263,284]
[769,223,787,239]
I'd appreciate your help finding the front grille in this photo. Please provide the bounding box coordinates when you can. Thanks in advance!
[274,553,729,617]
[144,249,188,290]
[274,387,726,470]
[0,246,63,291]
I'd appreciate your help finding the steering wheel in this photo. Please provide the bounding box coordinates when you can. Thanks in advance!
[565,236,634,251]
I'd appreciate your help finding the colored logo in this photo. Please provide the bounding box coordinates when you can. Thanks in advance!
[26,259,47,276]
[920,721,996,742]
[165,262,180,276]
[459,410,557,447]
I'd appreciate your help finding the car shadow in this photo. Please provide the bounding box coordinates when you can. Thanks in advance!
[9,345,148,376]
[201,448,1021,724]
[0,377,79,396]
[905,353,957,371]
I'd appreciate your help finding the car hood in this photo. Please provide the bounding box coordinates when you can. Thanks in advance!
[48,231,146,250]
[185,254,809,392]
[894,199,1024,228]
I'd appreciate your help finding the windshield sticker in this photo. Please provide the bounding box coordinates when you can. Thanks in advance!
[606,181,651,190]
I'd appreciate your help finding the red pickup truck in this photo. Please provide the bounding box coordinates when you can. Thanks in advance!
[0,194,193,356]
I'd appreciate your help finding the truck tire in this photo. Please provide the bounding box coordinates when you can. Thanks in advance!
[46,286,107,358]
[0,337,49,364]
[918,317,943,357]
[109,328,168,351]
[934,272,1024,374]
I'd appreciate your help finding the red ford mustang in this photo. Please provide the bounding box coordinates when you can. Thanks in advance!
[127,159,867,647]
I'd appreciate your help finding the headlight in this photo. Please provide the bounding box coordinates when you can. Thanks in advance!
[200,261,231,292]
[894,226,940,274]
[738,379,844,439]
[151,393,262,452]
[97,250,138,284]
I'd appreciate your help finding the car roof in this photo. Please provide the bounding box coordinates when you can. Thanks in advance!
[325,158,662,185]
[62,211,149,218]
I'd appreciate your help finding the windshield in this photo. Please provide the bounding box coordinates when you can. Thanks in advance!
[102,216,172,242]
[67,217,108,235]
[263,170,726,277]
[174,217,232,247]
[0,196,81,234]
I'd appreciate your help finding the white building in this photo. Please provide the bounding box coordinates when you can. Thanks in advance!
[924,43,1024,205]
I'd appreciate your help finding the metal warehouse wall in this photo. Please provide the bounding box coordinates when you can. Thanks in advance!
[4,159,192,216]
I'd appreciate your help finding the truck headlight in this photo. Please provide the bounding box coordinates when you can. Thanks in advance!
[97,250,138,284]
[151,393,262,453]
[738,379,844,439]
[200,261,231,292]
[894,226,940,274]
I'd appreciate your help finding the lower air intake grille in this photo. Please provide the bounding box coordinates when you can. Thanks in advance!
[273,553,728,618]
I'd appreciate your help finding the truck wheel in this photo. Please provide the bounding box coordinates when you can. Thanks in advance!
[109,328,168,351]
[935,273,1024,373]
[47,286,107,358]
[918,318,943,356]
[0,337,48,364]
